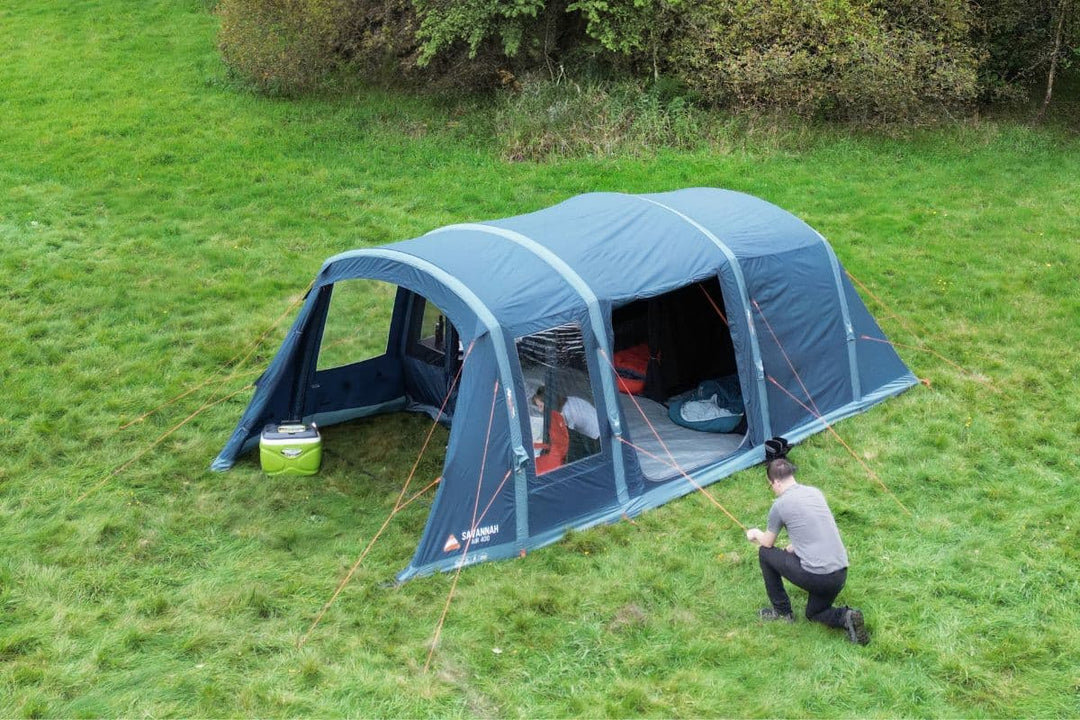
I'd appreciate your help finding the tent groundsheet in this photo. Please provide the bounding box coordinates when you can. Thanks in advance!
[619,394,748,482]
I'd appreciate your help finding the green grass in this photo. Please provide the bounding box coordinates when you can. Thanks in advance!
[2,0,1080,716]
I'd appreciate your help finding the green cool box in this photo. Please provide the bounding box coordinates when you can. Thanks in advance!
[259,423,322,476]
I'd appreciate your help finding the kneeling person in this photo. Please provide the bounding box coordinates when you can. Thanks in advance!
[745,457,869,645]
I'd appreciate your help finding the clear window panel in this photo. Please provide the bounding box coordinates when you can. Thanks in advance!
[316,280,396,371]
[517,324,602,475]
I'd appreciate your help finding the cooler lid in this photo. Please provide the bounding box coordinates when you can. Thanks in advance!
[260,423,319,441]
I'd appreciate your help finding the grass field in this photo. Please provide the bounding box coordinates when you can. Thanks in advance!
[2,0,1080,716]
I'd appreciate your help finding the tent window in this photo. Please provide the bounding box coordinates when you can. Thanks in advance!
[517,324,602,475]
[407,298,456,366]
[316,279,396,371]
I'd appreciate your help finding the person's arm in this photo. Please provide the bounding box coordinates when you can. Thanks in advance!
[747,500,785,548]
[745,527,778,547]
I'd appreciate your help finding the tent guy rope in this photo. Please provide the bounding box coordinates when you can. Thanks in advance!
[600,348,749,532]
[699,284,730,327]
[425,379,503,671]
[83,288,313,504]
[846,270,998,392]
[765,375,912,516]
[616,436,747,531]
[751,298,823,417]
[749,296,912,516]
[297,341,475,648]
[119,281,313,431]
[859,336,1000,393]
[76,383,253,504]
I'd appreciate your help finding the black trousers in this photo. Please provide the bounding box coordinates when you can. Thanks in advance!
[758,546,848,627]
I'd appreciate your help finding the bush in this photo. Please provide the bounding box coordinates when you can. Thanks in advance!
[218,0,426,93]
[670,0,981,123]
[214,0,1069,123]
[217,0,351,93]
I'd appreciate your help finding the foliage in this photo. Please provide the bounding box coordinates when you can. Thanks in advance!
[3,0,1080,716]
[666,0,980,122]
[413,0,547,61]
[217,0,428,92]
[414,0,985,120]
[977,0,1080,102]
[336,0,427,84]
[217,0,355,93]
[215,0,1078,121]
[567,0,685,78]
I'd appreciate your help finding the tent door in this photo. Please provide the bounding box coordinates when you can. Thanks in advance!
[402,293,460,416]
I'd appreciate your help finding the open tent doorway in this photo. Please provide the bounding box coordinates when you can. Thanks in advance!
[613,277,748,482]
[299,280,464,431]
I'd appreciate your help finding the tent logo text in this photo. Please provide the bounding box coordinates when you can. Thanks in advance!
[461,524,499,544]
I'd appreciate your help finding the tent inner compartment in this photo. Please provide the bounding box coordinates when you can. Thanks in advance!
[613,278,747,482]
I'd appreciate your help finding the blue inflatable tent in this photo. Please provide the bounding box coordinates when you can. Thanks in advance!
[214,188,918,581]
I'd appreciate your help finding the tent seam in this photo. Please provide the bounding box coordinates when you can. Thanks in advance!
[813,230,861,402]
[627,194,774,441]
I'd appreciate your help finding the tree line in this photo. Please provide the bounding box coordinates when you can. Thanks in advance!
[218,0,1078,122]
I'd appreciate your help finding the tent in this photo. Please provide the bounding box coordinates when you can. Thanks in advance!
[214,188,918,581]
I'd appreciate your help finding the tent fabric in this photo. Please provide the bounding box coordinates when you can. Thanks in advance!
[213,188,918,581]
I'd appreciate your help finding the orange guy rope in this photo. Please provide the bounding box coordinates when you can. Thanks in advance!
[845,270,924,342]
[394,340,476,511]
[600,348,748,532]
[845,270,995,390]
[766,375,912,516]
[119,366,262,432]
[752,299,822,417]
[397,477,442,512]
[859,335,999,392]
[698,285,730,327]
[299,472,449,648]
[424,381,501,671]
[749,297,911,516]
[298,509,398,648]
[119,282,313,430]
[76,384,253,504]
[300,342,476,647]
[423,467,513,673]
[617,437,746,531]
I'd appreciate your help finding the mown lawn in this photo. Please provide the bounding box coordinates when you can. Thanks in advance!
[2,0,1079,717]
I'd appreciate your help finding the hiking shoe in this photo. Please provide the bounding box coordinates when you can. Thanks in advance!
[759,607,795,623]
[843,608,869,645]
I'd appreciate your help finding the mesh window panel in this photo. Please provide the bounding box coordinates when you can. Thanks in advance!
[517,324,602,474]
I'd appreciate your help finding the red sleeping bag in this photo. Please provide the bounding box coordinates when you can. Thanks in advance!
[534,411,569,474]
[614,344,649,395]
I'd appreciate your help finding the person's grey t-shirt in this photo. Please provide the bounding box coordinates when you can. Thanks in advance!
[767,483,848,574]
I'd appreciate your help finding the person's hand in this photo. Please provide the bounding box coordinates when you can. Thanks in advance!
[746,528,760,544]
[784,545,795,553]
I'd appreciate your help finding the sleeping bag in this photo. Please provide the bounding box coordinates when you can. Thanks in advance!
[667,376,744,433]
[614,344,650,395]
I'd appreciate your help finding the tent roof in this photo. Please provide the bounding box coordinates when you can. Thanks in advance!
[320,188,823,330]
